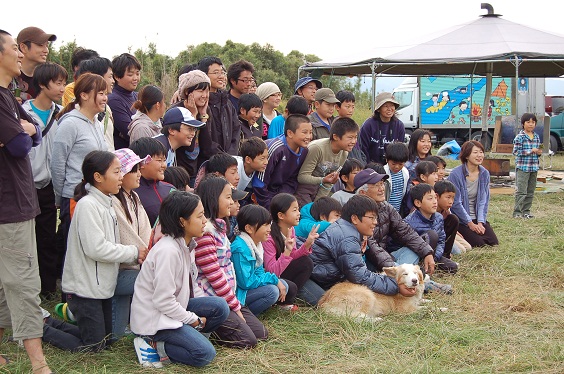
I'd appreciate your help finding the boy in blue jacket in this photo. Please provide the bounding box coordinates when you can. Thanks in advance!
[403,183,458,273]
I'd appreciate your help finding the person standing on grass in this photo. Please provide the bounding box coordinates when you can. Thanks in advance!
[448,140,499,247]
[130,191,229,368]
[0,29,53,374]
[512,113,542,219]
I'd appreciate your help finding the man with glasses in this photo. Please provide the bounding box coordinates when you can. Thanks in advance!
[198,56,241,155]
[355,168,453,294]
[11,26,56,102]
[226,59,255,111]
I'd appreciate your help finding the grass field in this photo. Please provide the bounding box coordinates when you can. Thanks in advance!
[2,161,564,374]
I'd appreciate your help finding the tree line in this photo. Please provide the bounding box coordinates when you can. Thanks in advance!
[47,40,373,109]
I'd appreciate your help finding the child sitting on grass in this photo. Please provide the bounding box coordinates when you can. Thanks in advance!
[435,180,472,255]
[403,183,458,273]
[295,196,342,238]
[330,158,363,205]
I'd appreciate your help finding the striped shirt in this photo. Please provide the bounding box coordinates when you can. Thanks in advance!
[388,170,405,212]
[512,130,540,173]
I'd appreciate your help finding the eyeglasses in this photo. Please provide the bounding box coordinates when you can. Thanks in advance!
[208,70,226,76]
[362,215,378,222]
[237,78,256,84]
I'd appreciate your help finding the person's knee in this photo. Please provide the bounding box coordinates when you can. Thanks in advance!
[265,285,280,304]
[189,346,217,367]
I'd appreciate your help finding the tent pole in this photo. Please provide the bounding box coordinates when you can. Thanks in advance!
[481,62,493,149]
[514,54,520,121]
[371,62,376,112]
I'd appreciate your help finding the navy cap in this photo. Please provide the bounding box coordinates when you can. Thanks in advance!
[294,77,322,94]
[162,107,205,128]
[353,169,389,189]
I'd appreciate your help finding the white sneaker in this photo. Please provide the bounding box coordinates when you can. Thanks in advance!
[134,337,163,368]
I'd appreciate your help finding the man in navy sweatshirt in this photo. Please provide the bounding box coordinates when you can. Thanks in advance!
[255,114,312,209]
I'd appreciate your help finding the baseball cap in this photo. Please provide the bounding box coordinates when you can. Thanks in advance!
[314,88,340,104]
[374,92,399,111]
[294,76,322,94]
[353,169,389,189]
[17,27,57,45]
[113,148,152,174]
[232,189,248,201]
[162,107,205,128]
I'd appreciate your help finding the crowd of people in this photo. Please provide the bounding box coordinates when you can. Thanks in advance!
[2,25,528,371]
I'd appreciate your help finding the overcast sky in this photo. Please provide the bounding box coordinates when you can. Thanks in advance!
[4,0,564,93]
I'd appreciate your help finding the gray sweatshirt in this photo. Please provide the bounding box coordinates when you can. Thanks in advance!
[50,109,108,202]
[22,100,61,189]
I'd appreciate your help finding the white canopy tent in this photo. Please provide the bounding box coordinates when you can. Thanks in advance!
[300,3,564,136]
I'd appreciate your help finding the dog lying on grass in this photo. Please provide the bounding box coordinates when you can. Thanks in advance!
[318,264,425,320]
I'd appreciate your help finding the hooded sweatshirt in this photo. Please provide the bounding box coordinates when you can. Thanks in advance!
[127,110,163,144]
[50,109,108,203]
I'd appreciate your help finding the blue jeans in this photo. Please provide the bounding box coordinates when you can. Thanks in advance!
[297,279,326,306]
[390,246,420,265]
[245,284,280,315]
[111,269,139,339]
[152,296,229,367]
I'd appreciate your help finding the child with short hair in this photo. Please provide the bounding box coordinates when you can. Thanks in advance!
[255,114,312,209]
[230,205,297,315]
[295,196,342,238]
[512,113,542,219]
[427,155,447,181]
[236,137,268,205]
[238,93,263,147]
[196,152,240,188]
[130,137,175,226]
[309,88,339,140]
[296,117,359,206]
[164,165,191,191]
[267,95,309,139]
[331,158,363,205]
[434,180,471,255]
[384,142,410,213]
[401,160,439,217]
[335,90,356,118]
[403,183,458,273]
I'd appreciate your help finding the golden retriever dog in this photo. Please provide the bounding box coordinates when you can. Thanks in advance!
[318,264,425,320]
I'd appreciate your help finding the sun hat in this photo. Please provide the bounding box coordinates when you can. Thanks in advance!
[256,82,281,101]
[353,169,389,189]
[162,107,205,128]
[294,77,322,94]
[314,88,340,103]
[113,148,152,174]
[374,92,400,111]
[178,70,211,99]
[17,26,57,44]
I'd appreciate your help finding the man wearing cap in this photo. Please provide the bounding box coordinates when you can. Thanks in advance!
[309,88,339,140]
[354,168,436,276]
[156,107,205,168]
[11,26,56,102]
[359,91,406,165]
[0,29,53,373]
[294,76,322,115]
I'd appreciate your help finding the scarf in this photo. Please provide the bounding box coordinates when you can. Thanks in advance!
[239,232,264,268]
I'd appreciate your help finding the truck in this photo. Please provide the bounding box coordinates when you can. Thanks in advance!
[392,76,547,150]
[545,95,564,151]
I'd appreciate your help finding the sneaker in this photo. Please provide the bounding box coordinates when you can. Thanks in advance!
[134,337,163,368]
[523,214,535,219]
[278,304,299,312]
[424,280,453,295]
[54,303,77,324]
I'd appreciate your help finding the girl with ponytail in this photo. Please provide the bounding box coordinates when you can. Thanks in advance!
[127,85,166,143]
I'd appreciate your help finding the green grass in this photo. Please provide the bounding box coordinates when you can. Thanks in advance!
[2,170,564,374]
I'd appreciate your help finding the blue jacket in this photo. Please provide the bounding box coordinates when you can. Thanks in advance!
[295,202,332,238]
[447,164,490,225]
[310,219,399,295]
[230,236,279,305]
[403,209,446,260]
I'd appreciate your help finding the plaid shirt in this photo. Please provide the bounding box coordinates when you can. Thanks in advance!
[512,130,540,172]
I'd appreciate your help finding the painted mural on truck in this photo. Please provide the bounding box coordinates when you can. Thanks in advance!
[420,76,512,127]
